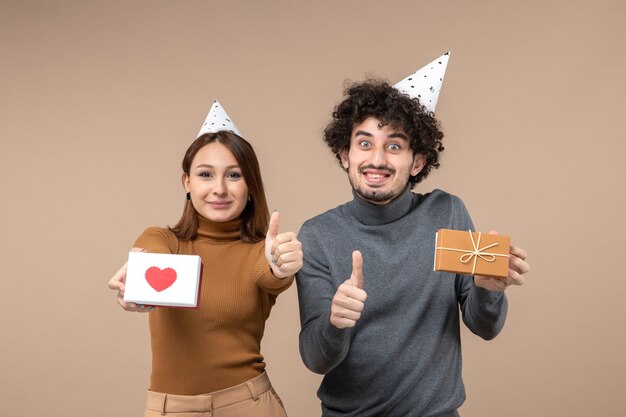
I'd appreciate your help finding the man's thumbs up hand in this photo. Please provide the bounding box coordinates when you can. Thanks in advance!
[330,250,368,329]
[350,250,364,289]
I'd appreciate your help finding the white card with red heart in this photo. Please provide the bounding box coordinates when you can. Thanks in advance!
[123,252,202,308]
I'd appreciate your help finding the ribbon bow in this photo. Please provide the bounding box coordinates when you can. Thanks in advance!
[437,230,509,275]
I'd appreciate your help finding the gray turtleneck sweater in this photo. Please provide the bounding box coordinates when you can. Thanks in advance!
[296,188,508,417]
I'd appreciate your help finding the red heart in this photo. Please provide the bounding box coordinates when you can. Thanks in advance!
[145,266,177,292]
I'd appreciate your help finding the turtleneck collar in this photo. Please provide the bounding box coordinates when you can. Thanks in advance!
[196,214,241,242]
[348,185,415,226]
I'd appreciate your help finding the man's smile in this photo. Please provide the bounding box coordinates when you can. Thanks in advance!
[359,167,395,187]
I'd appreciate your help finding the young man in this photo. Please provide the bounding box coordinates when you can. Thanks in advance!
[296,74,529,416]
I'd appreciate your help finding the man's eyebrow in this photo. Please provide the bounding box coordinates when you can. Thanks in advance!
[354,130,408,141]
[388,132,408,140]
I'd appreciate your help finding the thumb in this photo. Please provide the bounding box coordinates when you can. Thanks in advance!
[486,229,513,254]
[267,211,280,240]
[351,250,364,289]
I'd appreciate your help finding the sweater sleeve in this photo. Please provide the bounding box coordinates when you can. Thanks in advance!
[134,227,178,254]
[451,196,508,340]
[252,243,294,295]
[296,222,351,374]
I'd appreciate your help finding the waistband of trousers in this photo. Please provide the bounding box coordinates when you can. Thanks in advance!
[146,371,272,413]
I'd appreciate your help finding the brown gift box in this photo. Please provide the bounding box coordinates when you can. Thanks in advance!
[434,229,510,278]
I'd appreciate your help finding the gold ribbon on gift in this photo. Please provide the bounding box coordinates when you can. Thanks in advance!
[436,230,509,275]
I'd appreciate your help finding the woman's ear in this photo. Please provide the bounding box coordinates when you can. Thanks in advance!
[182,173,190,193]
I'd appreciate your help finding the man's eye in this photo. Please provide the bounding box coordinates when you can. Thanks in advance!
[388,143,400,151]
[359,140,371,148]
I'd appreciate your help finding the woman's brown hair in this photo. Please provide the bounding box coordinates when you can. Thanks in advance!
[169,131,270,243]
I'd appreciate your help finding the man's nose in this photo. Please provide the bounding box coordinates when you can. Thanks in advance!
[371,147,386,167]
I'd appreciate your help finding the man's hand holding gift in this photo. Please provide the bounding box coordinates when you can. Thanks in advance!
[474,231,530,292]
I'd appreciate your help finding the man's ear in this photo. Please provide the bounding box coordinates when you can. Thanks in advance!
[339,149,349,171]
[410,154,426,177]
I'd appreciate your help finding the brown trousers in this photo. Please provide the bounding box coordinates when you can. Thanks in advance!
[144,372,287,417]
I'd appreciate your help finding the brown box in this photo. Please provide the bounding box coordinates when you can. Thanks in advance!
[434,229,510,278]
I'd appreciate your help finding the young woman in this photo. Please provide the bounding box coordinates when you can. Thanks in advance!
[108,130,301,417]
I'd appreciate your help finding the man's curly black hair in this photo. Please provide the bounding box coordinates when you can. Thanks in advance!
[323,79,444,188]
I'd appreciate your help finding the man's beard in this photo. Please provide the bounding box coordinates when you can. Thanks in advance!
[352,184,396,203]
[349,164,402,204]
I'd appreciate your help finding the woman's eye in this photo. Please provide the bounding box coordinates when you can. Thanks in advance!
[227,172,242,179]
[198,172,212,178]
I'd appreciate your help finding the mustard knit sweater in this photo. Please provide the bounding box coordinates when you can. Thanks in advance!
[134,215,294,395]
